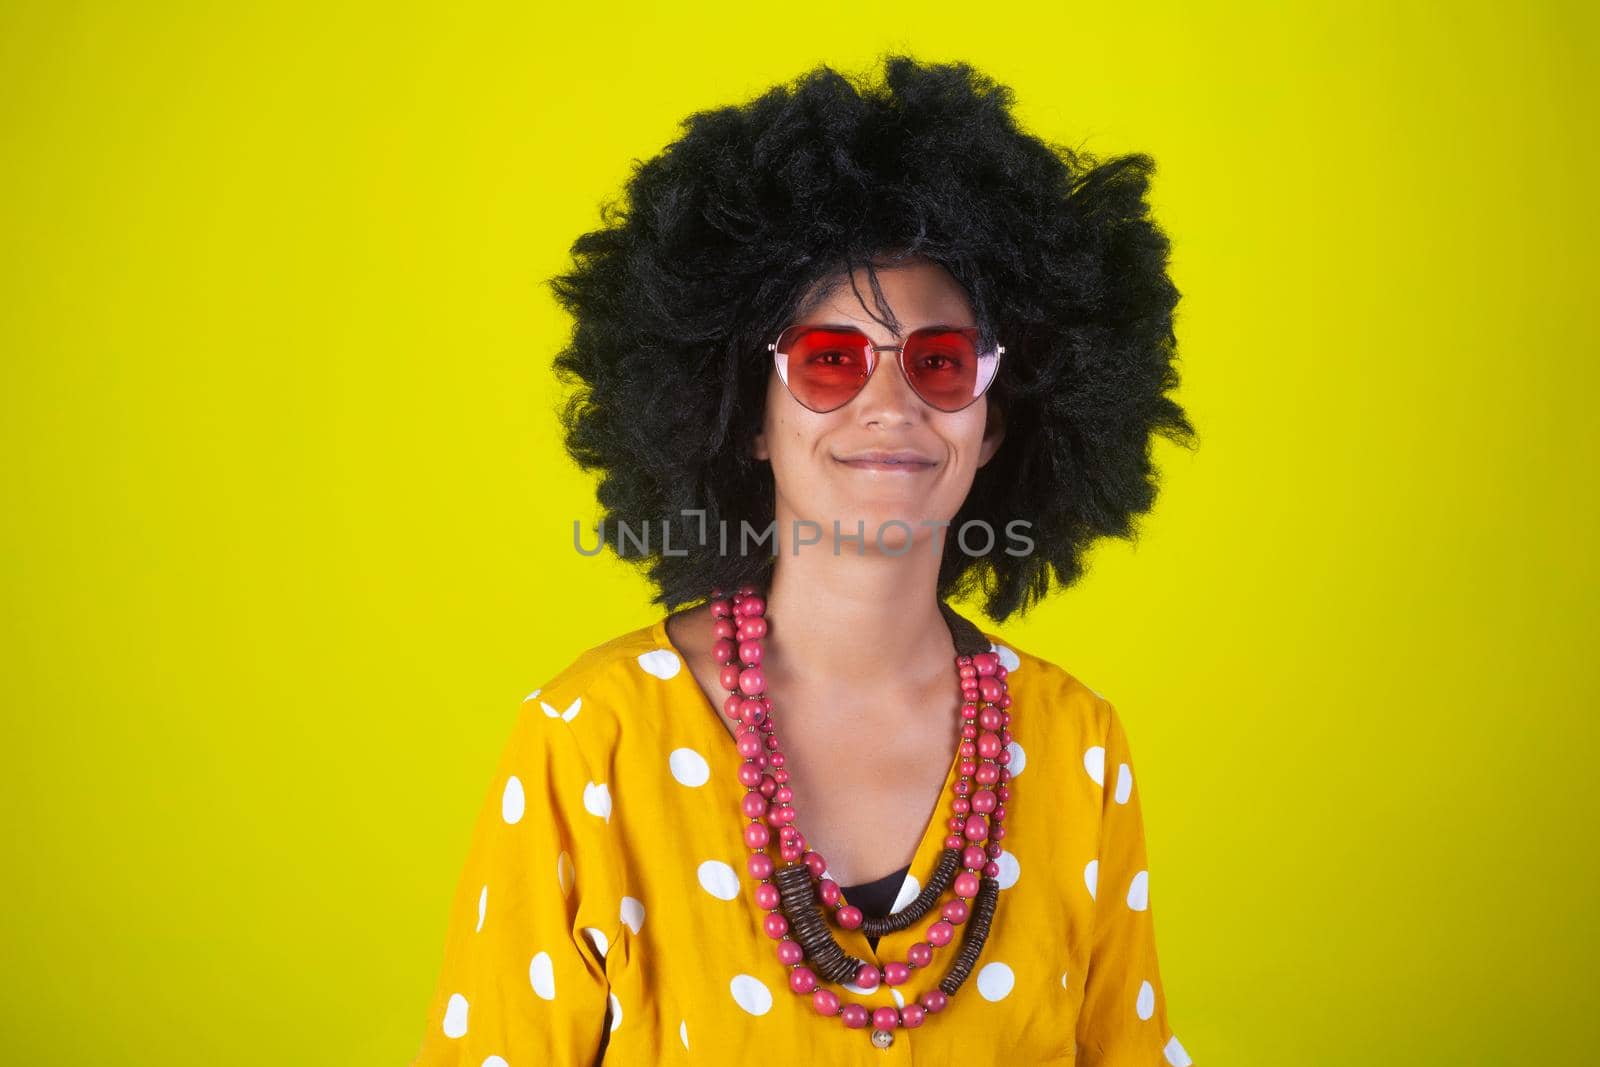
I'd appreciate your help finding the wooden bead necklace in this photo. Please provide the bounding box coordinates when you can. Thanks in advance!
[710,584,1014,1048]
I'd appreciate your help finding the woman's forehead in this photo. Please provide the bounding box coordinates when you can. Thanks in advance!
[796,258,976,331]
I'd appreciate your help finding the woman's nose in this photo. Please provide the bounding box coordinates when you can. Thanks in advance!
[854,347,921,425]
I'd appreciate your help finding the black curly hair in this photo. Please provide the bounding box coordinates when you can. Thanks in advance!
[548,53,1198,623]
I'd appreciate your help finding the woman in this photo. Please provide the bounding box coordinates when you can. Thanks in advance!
[411,54,1199,1065]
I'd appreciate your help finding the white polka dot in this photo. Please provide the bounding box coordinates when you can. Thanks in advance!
[523,687,542,702]
[1060,971,1069,989]
[1127,869,1149,911]
[1084,859,1099,900]
[482,1057,508,1067]
[991,642,1021,671]
[1164,1035,1193,1066]
[557,851,575,898]
[529,952,556,1000]
[442,993,469,1038]
[730,974,773,1015]
[541,697,582,722]
[890,988,905,1008]
[475,885,487,932]
[1083,746,1105,787]
[697,860,741,900]
[1137,980,1155,1019]
[583,781,612,822]
[1115,762,1133,804]
[637,648,682,679]
[975,961,1015,1001]
[841,980,874,995]
[679,1019,689,1050]
[890,873,921,913]
[1006,740,1026,777]
[995,850,1020,890]
[582,927,609,958]
[620,896,645,935]
[501,776,525,824]
[669,748,711,787]
[608,991,623,1031]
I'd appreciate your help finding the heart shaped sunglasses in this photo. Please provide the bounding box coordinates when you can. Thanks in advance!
[767,324,1004,414]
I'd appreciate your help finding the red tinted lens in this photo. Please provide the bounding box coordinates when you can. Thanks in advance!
[902,328,997,411]
[776,326,874,412]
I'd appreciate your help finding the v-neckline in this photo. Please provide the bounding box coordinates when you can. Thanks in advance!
[649,613,968,966]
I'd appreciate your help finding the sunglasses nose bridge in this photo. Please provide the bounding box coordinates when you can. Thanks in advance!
[854,340,926,415]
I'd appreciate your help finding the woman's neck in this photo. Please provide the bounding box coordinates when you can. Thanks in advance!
[758,535,958,707]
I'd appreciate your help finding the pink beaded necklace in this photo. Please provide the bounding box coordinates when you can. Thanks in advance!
[709,584,1014,1049]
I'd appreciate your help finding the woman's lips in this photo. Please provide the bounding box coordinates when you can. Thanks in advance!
[835,456,937,472]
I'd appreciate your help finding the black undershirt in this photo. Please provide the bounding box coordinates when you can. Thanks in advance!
[839,862,912,952]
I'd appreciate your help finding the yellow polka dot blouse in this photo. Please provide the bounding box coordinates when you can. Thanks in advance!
[410,617,1196,1065]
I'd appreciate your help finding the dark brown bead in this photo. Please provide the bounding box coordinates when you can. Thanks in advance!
[775,862,864,983]
[859,849,962,936]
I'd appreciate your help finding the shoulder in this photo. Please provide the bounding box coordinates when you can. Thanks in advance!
[523,620,667,710]
[514,616,688,760]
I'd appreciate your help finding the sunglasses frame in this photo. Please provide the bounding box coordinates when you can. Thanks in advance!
[766,323,1005,414]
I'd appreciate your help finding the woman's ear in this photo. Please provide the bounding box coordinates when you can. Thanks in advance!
[977,396,1006,467]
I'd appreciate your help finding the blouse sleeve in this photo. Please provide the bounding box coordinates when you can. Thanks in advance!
[410,691,628,1066]
[1075,700,1195,1067]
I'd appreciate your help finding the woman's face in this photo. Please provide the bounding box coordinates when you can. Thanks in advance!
[752,257,1006,554]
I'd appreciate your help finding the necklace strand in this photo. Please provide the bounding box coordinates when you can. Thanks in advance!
[709,584,1014,1047]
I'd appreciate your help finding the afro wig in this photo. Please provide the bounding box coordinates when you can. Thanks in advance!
[548,53,1198,623]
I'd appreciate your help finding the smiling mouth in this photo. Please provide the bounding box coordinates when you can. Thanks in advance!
[835,456,937,472]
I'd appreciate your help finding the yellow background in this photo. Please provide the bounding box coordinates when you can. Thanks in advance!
[3,2,1596,1064]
